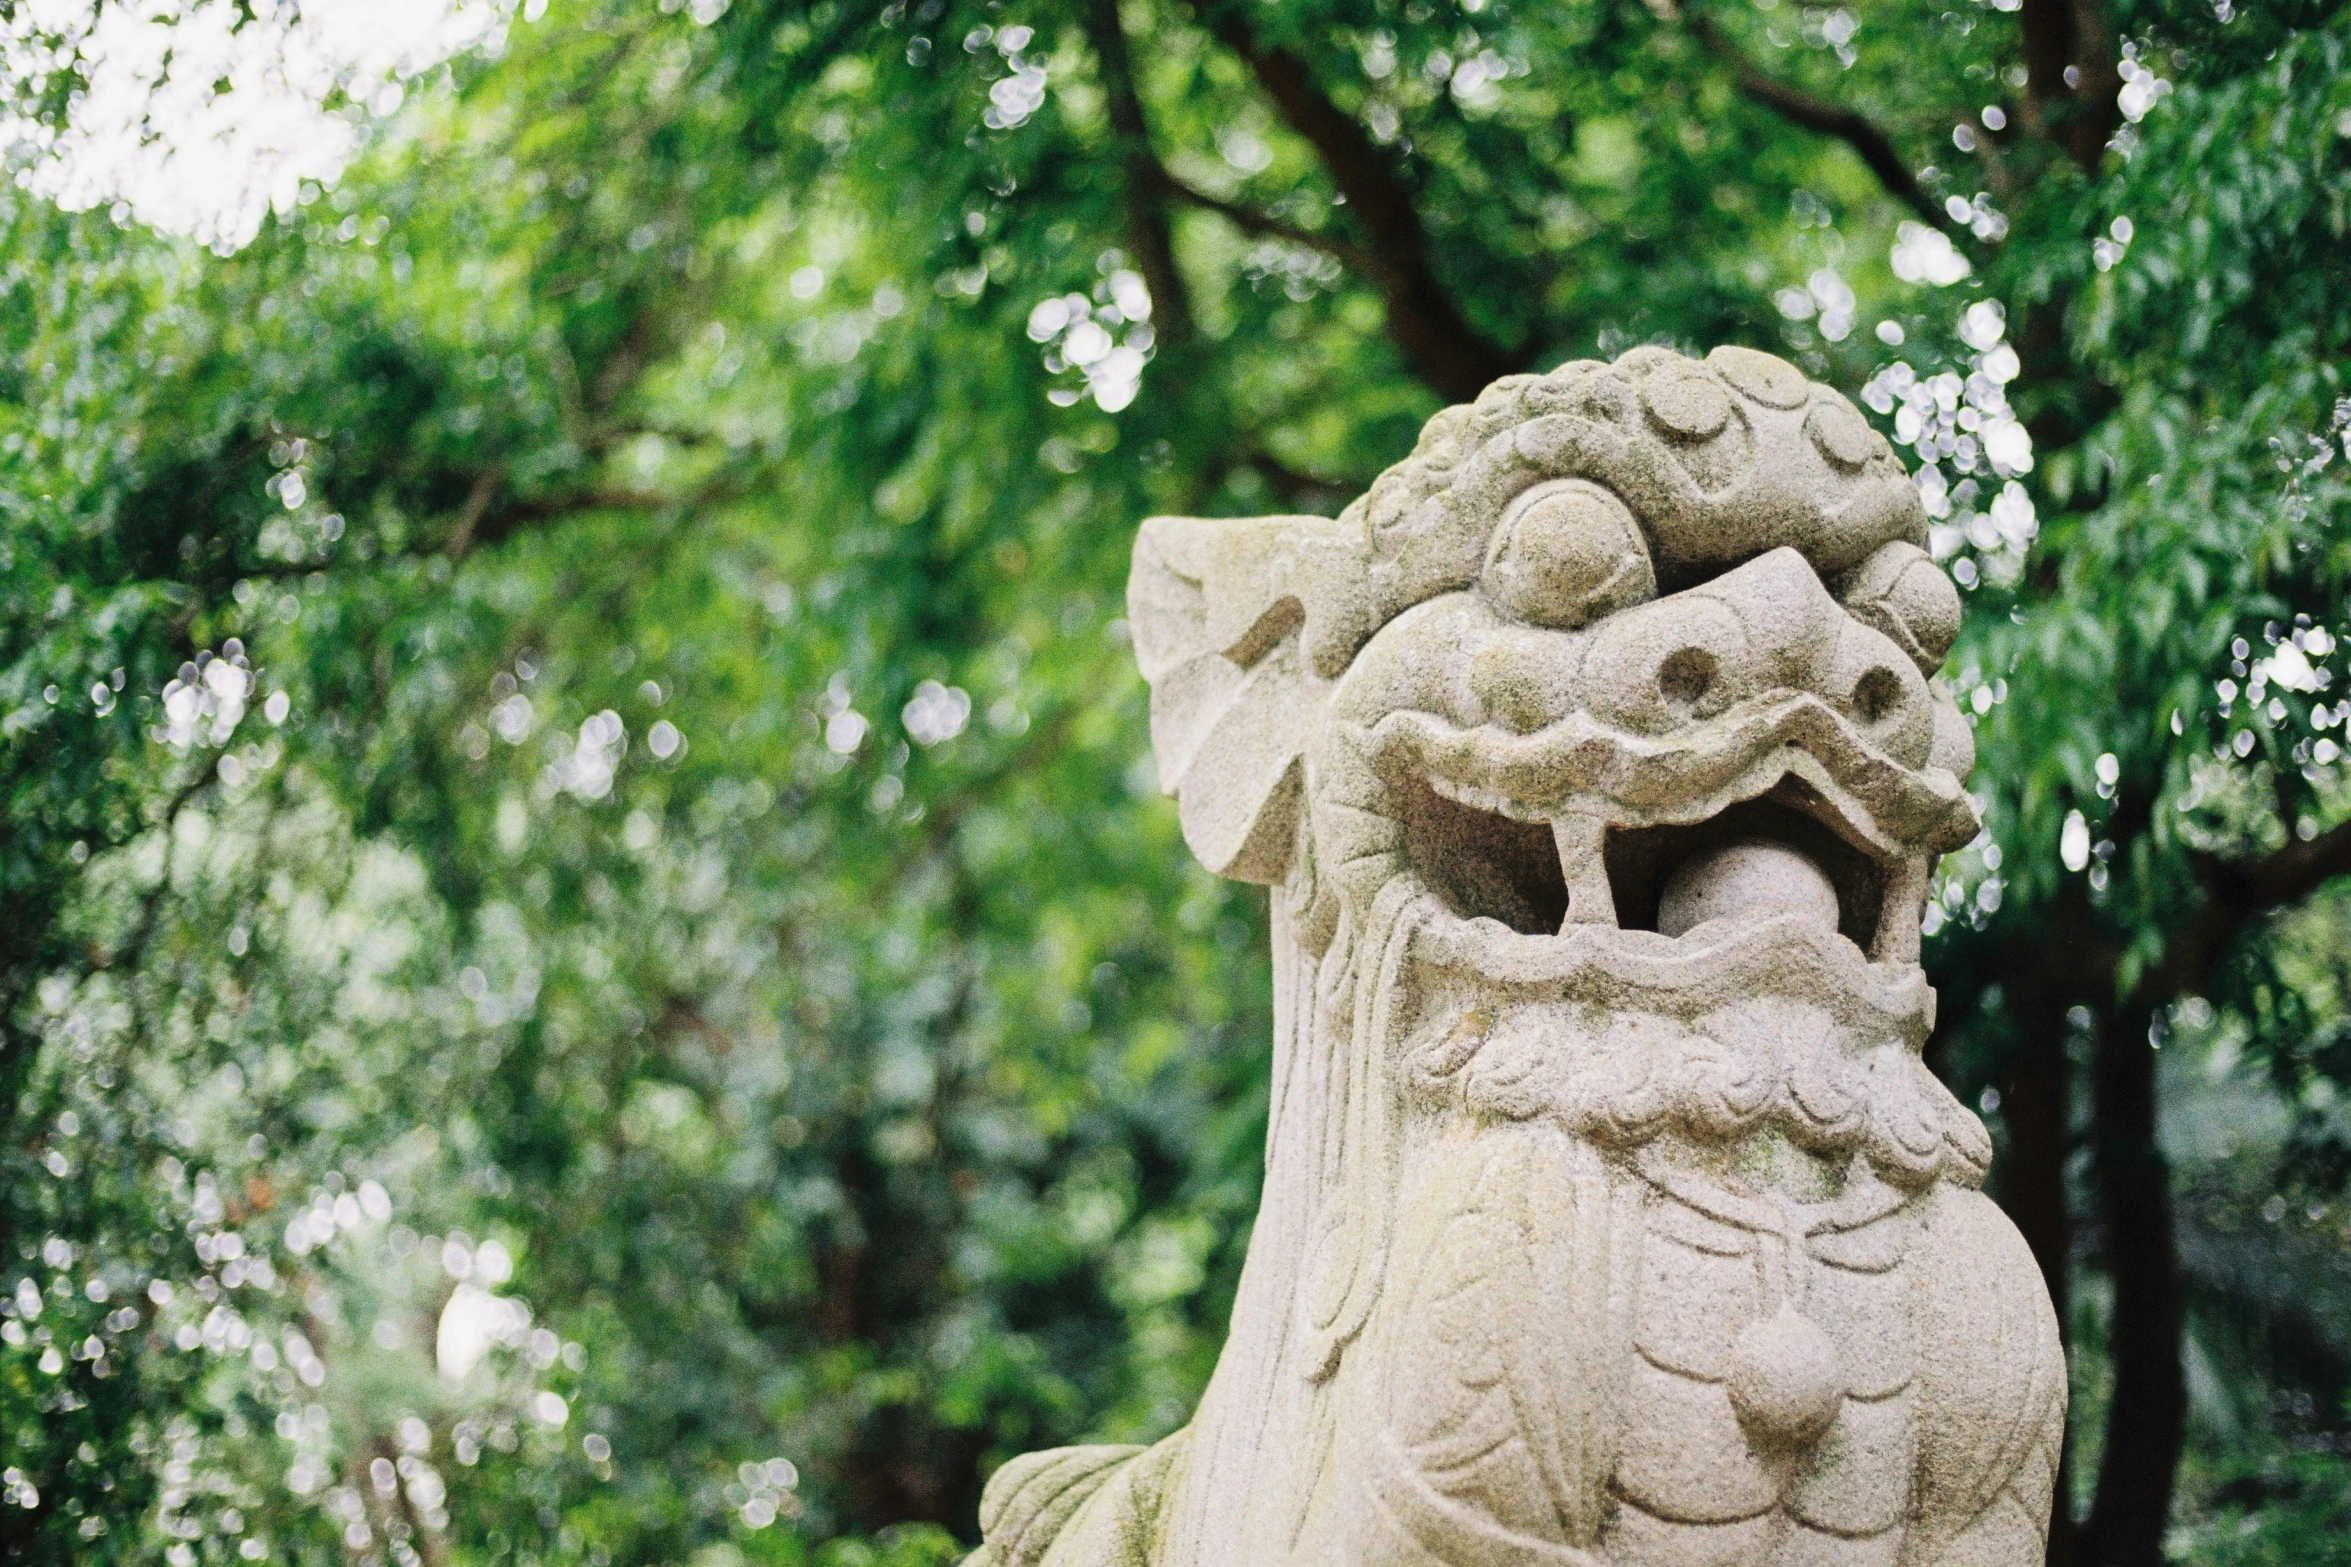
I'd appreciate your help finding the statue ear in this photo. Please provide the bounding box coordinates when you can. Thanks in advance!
[1129,516,1336,884]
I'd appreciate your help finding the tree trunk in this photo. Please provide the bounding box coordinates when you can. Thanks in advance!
[2001,1026,2078,1567]
[2079,1008,2184,1567]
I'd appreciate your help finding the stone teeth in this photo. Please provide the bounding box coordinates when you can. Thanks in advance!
[1550,812,1617,929]
[1870,855,1931,966]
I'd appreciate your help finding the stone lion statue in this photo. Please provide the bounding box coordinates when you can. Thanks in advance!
[968,346,2065,1567]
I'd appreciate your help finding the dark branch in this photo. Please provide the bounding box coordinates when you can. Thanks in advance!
[1690,16,1957,235]
[90,768,216,974]
[2063,0,2123,171]
[1192,3,1518,402]
[460,482,749,556]
[232,480,745,583]
[1156,173,1373,273]
[1080,0,1195,346]
[445,468,502,558]
[2016,0,2123,172]
[2126,817,2351,1017]
[2016,0,2074,142]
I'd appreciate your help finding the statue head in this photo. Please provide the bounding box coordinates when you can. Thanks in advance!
[1129,345,1989,1376]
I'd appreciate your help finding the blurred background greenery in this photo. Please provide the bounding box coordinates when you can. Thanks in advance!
[0,1,2348,1564]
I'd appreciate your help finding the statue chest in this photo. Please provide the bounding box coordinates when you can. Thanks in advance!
[1353,1136,1932,1567]
[1604,1168,1923,1565]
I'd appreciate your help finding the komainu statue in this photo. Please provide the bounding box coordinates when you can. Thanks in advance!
[970,347,2064,1567]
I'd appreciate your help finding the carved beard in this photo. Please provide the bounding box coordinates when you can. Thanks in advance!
[1266,845,2049,1567]
[1294,878,1993,1374]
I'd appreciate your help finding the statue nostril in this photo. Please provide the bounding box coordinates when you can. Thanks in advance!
[1851,666,1904,726]
[1657,648,1717,711]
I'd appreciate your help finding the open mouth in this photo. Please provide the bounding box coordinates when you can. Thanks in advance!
[1355,687,1969,969]
[1393,770,1925,965]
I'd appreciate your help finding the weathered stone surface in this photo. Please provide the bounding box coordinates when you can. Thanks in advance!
[970,347,2063,1567]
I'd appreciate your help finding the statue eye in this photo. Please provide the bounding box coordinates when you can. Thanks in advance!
[1481,479,1656,630]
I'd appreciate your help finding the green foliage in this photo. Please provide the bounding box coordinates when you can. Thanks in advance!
[2,0,2350,1563]
[2169,1454,2351,1566]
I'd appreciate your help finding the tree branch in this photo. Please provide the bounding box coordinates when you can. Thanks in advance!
[459,481,749,556]
[2016,0,2123,173]
[88,767,216,975]
[445,468,502,558]
[2064,0,2123,170]
[1156,172,1374,273]
[1192,3,1518,401]
[231,480,746,584]
[2126,818,2351,1018]
[1689,15,1957,235]
[1079,0,1195,346]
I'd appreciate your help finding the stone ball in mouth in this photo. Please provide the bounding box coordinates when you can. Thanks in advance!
[1656,838,1841,940]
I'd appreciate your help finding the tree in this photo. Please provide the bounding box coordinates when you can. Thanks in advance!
[0,0,2346,1564]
